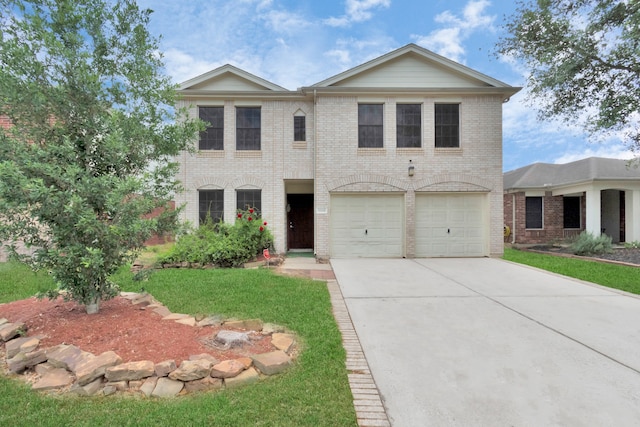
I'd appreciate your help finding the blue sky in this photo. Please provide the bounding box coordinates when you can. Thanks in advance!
[137,0,634,172]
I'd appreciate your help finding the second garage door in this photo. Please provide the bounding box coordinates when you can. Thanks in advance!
[330,194,404,258]
[415,193,487,257]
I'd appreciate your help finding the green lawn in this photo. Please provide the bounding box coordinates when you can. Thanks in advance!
[503,247,640,295]
[0,262,357,427]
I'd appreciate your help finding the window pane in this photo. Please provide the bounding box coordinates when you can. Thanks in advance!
[236,107,261,150]
[294,116,306,141]
[199,107,224,150]
[563,197,581,228]
[199,190,224,224]
[435,104,459,148]
[358,104,383,148]
[237,189,262,214]
[397,104,421,148]
[525,197,543,229]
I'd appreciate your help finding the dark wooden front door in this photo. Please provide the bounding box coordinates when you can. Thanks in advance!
[287,194,314,249]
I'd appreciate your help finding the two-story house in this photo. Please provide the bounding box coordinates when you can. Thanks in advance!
[176,44,520,259]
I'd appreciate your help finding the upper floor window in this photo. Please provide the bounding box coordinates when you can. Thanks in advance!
[358,104,383,148]
[199,189,224,225]
[294,115,306,141]
[199,107,223,150]
[435,104,459,148]
[237,189,262,214]
[525,196,543,229]
[396,104,421,148]
[236,107,261,150]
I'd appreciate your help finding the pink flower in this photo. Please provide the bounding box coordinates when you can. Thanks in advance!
[248,217,253,221]
[249,208,254,213]
[259,226,264,232]
[263,221,267,226]
[237,213,242,218]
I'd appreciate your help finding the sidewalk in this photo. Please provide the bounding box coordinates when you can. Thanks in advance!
[277,256,391,427]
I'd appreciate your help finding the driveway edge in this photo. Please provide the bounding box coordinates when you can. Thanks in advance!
[327,279,391,427]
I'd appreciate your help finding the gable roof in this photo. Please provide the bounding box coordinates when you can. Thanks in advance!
[306,44,520,97]
[504,157,640,190]
[179,64,289,92]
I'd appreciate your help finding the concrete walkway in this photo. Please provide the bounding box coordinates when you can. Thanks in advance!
[331,258,640,427]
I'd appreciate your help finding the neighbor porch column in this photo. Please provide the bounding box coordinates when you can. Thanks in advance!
[585,189,602,236]
[625,190,640,242]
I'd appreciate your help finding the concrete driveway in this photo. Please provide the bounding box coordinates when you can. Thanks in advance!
[331,258,640,427]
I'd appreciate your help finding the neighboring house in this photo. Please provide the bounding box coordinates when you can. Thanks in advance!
[503,157,640,245]
[176,44,520,259]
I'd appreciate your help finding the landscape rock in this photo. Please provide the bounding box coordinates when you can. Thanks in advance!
[252,351,292,375]
[152,377,184,397]
[8,349,47,373]
[0,322,25,342]
[175,317,196,326]
[188,353,218,364]
[131,293,154,307]
[271,333,295,353]
[183,376,223,393]
[210,359,246,379]
[224,367,260,388]
[74,351,122,386]
[103,385,117,396]
[237,357,253,369]
[35,363,56,376]
[154,359,176,377]
[105,360,154,381]
[223,319,263,331]
[0,318,8,326]
[128,380,144,389]
[70,377,104,396]
[162,313,191,321]
[32,368,74,391]
[168,359,212,381]
[104,381,128,391]
[261,323,285,335]
[46,344,91,371]
[6,336,39,359]
[197,315,224,327]
[152,305,172,318]
[140,376,158,396]
[215,330,250,348]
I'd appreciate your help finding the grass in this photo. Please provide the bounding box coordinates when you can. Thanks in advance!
[503,247,640,295]
[0,262,357,427]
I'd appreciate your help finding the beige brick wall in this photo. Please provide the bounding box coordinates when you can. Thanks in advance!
[177,93,505,258]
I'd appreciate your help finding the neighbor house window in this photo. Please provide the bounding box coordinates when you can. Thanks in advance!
[525,196,543,229]
[397,104,421,148]
[198,107,223,150]
[236,107,261,150]
[294,115,306,141]
[563,196,581,229]
[236,189,262,214]
[435,104,459,148]
[199,189,224,224]
[358,104,383,148]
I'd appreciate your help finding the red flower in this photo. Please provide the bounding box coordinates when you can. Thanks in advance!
[248,217,253,221]
[259,226,264,232]
[263,221,267,226]
[249,208,254,213]
[237,213,242,218]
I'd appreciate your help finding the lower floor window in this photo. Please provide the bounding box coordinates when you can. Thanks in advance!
[199,189,223,225]
[237,189,262,214]
[525,196,543,229]
[563,196,581,229]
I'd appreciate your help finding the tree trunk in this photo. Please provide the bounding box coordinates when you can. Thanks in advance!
[85,297,100,314]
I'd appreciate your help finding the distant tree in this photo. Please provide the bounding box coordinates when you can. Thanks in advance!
[498,0,640,151]
[0,0,202,313]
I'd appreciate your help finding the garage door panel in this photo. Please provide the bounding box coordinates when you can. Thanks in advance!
[415,193,487,257]
[330,194,404,258]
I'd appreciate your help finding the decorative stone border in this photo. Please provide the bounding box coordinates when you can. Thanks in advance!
[0,292,297,397]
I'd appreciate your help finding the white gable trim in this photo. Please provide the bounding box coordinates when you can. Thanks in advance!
[179,64,288,92]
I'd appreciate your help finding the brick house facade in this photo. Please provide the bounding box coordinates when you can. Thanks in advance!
[177,44,520,259]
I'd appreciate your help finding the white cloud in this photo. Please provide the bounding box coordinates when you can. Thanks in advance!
[324,0,391,27]
[412,0,495,63]
[261,10,312,35]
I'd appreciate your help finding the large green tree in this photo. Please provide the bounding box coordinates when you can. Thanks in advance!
[0,0,201,313]
[498,0,640,150]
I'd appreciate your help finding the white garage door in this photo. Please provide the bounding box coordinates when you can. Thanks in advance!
[415,193,487,257]
[330,194,404,258]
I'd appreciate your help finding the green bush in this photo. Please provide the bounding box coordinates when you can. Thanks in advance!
[624,241,640,249]
[570,231,613,256]
[159,208,273,267]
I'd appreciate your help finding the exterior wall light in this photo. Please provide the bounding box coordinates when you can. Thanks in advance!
[408,160,415,177]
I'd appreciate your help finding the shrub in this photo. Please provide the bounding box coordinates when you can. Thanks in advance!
[624,241,640,249]
[159,208,273,267]
[570,231,613,256]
